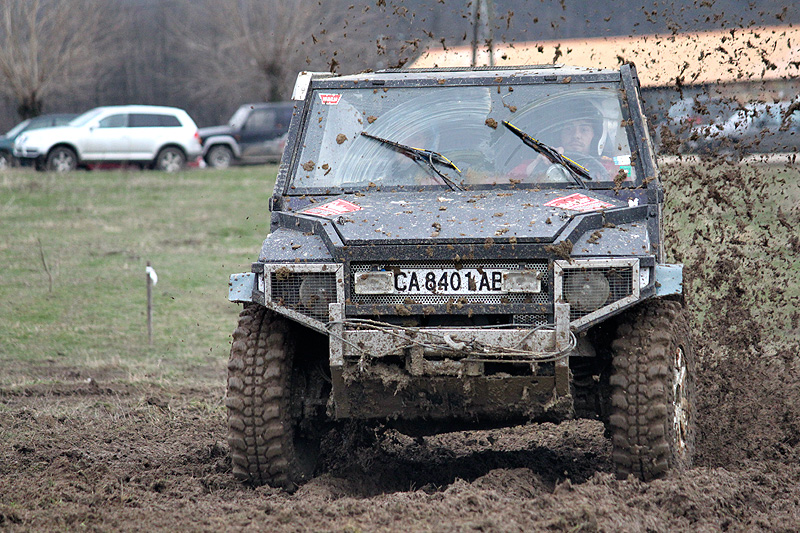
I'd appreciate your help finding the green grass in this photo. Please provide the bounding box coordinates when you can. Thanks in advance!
[0,166,276,388]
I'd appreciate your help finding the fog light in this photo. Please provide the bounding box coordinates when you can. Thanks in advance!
[564,271,610,312]
[354,271,394,294]
[299,276,336,316]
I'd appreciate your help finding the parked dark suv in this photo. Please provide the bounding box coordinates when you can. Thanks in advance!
[199,102,293,169]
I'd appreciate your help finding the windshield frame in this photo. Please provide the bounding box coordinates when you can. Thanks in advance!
[281,71,646,197]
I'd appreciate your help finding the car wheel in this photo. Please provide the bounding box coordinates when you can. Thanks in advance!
[227,304,329,489]
[0,152,10,170]
[607,300,695,481]
[154,147,185,172]
[46,147,78,172]
[206,145,234,169]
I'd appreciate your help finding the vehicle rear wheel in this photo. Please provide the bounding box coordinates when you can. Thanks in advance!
[608,300,695,480]
[206,145,233,169]
[227,304,328,489]
[46,147,78,172]
[153,146,185,172]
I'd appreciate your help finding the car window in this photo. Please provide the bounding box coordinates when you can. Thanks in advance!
[158,114,182,127]
[291,82,638,192]
[245,109,276,130]
[52,116,75,127]
[228,107,251,128]
[128,113,181,127]
[99,114,127,128]
[71,108,105,127]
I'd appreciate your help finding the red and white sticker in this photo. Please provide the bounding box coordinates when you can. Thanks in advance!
[544,193,614,212]
[318,93,342,105]
[302,199,362,217]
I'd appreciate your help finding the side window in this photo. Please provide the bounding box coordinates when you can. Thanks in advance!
[128,113,182,127]
[244,109,276,130]
[99,114,127,128]
[129,114,160,127]
[276,109,292,130]
[158,115,181,127]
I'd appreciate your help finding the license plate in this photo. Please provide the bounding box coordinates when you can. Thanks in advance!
[393,268,506,295]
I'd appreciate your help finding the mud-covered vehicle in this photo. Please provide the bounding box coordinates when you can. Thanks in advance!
[227,64,695,489]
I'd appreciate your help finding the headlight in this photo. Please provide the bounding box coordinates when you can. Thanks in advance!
[563,271,610,312]
[299,276,336,317]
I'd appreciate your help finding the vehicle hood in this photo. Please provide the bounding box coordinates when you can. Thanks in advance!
[14,126,80,145]
[198,125,232,139]
[289,189,632,245]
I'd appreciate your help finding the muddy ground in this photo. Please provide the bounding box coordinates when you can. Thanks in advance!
[2,162,800,532]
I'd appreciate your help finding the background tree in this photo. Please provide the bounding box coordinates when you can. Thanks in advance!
[0,0,112,119]
[169,0,385,124]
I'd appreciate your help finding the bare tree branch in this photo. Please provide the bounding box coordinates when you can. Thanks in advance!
[0,0,112,118]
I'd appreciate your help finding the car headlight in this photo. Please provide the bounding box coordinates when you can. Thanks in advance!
[299,276,336,316]
[563,271,610,312]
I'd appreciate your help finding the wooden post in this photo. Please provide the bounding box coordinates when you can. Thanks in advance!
[146,261,153,345]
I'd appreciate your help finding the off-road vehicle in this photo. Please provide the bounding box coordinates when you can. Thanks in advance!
[200,102,293,169]
[227,64,694,489]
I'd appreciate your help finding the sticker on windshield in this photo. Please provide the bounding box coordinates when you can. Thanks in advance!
[545,193,614,212]
[302,199,362,217]
[318,93,342,105]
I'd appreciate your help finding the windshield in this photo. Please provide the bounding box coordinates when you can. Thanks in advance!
[70,108,105,127]
[228,106,251,128]
[290,82,639,192]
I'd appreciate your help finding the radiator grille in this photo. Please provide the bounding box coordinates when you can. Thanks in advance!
[350,261,550,306]
[270,272,337,322]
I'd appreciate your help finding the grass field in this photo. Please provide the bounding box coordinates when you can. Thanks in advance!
[0,166,277,388]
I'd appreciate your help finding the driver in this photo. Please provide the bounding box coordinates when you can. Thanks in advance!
[512,101,612,182]
[556,103,612,180]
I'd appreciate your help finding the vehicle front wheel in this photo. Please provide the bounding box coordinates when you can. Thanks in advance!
[608,299,695,481]
[226,305,329,490]
[46,147,78,172]
[206,145,234,169]
[153,147,185,172]
[0,151,11,170]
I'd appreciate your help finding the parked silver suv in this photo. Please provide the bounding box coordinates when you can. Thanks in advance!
[13,105,202,172]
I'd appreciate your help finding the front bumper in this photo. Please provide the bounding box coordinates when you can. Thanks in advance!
[228,259,683,421]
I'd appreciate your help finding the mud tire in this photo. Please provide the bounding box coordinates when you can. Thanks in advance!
[226,304,326,489]
[608,300,695,480]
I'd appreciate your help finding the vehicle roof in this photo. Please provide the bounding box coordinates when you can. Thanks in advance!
[317,65,621,87]
[88,105,188,114]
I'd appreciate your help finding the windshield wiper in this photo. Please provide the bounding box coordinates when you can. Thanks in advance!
[502,121,592,187]
[360,131,465,191]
